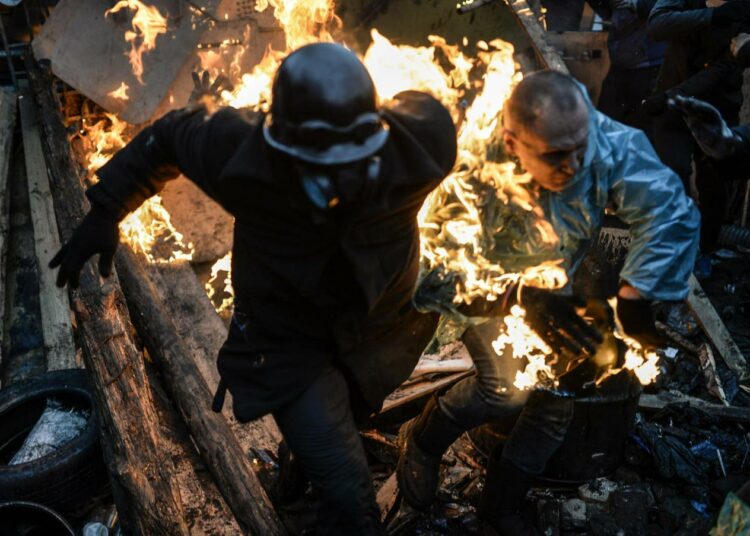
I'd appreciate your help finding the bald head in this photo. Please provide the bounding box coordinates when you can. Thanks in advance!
[505,70,588,138]
[502,70,590,191]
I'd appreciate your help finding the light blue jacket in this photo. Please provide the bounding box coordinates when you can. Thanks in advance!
[542,93,700,301]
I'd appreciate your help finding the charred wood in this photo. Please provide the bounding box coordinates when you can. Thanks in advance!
[115,247,286,535]
[25,55,189,535]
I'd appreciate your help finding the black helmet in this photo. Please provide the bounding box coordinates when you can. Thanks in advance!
[263,42,389,166]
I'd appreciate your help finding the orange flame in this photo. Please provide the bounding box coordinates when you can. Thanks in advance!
[106,0,168,84]
[108,82,130,101]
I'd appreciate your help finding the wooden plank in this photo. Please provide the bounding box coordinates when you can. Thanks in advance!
[18,92,76,371]
[116,248,286,535]
[26,56,190,536]
[504,0,570,73]
[639,392,750,425]
[147,261,282,450]
[0,88,17,382]
[380,370,473,415]
[376,472,400,523]
[31,0,220,124]
[687,274,747,379]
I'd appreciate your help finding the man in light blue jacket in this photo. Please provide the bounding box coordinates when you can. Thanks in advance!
[399,70,700,534]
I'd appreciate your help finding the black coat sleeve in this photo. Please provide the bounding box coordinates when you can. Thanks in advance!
[667,54,740,99]
[87,106,252,219]
[648,0,712,41]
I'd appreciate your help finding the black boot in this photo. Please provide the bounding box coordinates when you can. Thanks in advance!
[396,396,465,509]
[276,440,309,505]
[479,450,540,535]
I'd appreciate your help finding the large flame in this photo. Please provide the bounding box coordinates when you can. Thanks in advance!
[106,0,168,84]
[90,0,660,392]
[80,114,193,264]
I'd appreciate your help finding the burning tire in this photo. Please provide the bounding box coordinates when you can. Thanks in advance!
[0,369,108,518]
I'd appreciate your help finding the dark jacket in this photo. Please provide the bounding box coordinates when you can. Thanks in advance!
[88,91,457,421]
[588,0,665,70]
[648,0,745,117]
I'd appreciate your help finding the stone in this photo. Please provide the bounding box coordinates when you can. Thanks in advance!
[578,477,619,503]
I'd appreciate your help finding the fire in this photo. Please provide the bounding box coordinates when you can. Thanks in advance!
[106,0,168,84]
[108,82,130,101]
[206,253,234,315]
[80,114,193,264]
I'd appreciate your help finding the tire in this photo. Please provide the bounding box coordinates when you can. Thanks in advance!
[0,369,108,518]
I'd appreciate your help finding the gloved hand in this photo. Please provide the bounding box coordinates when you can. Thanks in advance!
[712,0,750,26]
[616,298,665,349]
[49,204,120,288]
[642,92,669,116]
[520,287,603,355]
[668,94,743,160]
[189,70,233,106]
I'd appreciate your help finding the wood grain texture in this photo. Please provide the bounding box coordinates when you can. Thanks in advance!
[19,93,76,371]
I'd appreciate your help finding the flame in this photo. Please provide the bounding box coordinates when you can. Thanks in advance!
[205,252,234,315]
[80,114,193,264]
[108,82,130,101]
[106,0,168,84]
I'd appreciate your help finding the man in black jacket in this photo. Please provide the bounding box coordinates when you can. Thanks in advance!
[49,42,457,534]
[646,0,749,252]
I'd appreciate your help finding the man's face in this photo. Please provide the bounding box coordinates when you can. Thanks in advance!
[503,97,589,192]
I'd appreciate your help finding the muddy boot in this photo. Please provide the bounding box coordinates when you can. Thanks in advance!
[396,396,465,509]
[478,451,540,535]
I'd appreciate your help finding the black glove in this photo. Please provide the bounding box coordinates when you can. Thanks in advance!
[712,0,750,26]
[520,287,603,355]
[642,92,669,116]
[49,204,120,288]
[616,298,665,349]
[668,94,742,160]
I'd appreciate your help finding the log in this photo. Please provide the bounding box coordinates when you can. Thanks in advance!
[638,392,750,425]
[18,92,76,371]
[115,247,286,535]
[504,0,569,73]
[26,56,189,535]
[687,274,747,379]
[147,261,282,451]
[0,88,16,383]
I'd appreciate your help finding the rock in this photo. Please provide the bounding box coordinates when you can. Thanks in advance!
[578,477,618,503]
[588,510,624,536]
[612,484,654,535]
[561,498,587,530]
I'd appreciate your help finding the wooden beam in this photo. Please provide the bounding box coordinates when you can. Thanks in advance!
[687,274,747,379]
[146,260,282,450]
[116,248,286,535]
[380,370,473,415]
[639,392,750,425]
[18,92,76,371]
[0,88,17,383]
[504,0,569,73]
[26,56,190,536]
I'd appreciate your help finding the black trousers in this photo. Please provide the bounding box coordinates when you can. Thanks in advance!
[653,109,736,252]
[273,365,383,535]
